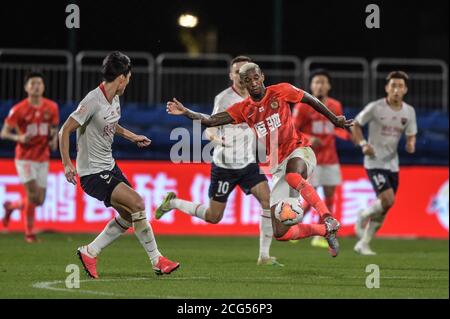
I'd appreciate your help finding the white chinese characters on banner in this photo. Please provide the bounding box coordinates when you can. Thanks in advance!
[36,173,76,222]
[0,175,21,221]
[341,179,377,226]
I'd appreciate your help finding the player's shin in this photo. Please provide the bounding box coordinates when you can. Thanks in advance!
[259,209,273,259]
[170,198,208,221]
[285,173,331,220]
[131,211,162,265]
[87,216,131,257]
[23,198,36,236]
[362,213,385,244]
[277,223,327,241]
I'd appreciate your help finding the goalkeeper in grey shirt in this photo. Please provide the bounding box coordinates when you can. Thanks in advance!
[351,71,418,255]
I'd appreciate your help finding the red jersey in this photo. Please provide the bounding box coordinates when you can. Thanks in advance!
[226,83,310,165]
[4,98,59,162]
[293,97,349,165]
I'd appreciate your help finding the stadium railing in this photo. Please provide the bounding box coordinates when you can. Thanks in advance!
[371,58,449,111]
[155,53,232,105]
[75,51,154,104]
[303,56,370,108]
[0,49,448,112]
[0,48,73,102]
[249,55,302,87]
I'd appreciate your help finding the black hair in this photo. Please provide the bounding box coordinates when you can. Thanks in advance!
[231,55,252,66]
[309,68,331,85]
[386,71,409,86]
[24,71,45,85]
[101,51,132,82]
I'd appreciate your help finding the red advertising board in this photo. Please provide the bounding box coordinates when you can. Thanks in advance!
[0,159,448,238]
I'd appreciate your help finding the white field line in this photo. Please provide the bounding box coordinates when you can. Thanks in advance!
[32,276,210,298]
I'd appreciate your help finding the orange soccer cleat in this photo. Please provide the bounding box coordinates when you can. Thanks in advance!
[153,256,180,275]
[77,246,99,279]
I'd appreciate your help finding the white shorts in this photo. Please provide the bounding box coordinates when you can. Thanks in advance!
[269,147,317,207]
[15,160,49,188]
[309,164,342,188]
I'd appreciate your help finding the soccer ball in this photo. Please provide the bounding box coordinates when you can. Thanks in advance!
[274,198,304,226]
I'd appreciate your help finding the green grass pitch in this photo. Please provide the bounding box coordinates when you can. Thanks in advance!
[0,233,448,298]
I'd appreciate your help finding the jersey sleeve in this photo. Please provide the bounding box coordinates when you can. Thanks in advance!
[279,83,305,103]
[226,101,246,124]
[70,94,98,126]
[4,105,20,127]
[355,102,376,126]
[212,94,223,115]
[405,106,418,136]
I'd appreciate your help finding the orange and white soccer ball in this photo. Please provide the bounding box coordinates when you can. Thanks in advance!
[274,198,304,226]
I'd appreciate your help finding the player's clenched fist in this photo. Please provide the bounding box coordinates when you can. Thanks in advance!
[134,135,152,148]
[64,162,77,185]
[166,98,187,115]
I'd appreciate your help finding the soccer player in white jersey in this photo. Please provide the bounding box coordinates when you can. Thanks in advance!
[156,56,281,266]
[59,52,179,278]
[352,71,417,255]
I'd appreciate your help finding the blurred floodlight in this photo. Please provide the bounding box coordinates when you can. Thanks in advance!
[178,14,198,28]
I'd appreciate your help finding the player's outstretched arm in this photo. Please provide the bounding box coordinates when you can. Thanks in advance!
[115,124,151,148]
[58,117,80,185]
[301,92,353,129]
[167,98,234,127]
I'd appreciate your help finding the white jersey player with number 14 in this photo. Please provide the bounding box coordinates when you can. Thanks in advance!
[352,71,418,255]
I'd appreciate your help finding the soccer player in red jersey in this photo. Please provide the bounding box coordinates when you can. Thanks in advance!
[167,63,353,257]
[1,72,59,243]
[292,69,351,248]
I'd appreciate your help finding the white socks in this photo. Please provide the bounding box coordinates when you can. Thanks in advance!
[362,213,386,244]
[87,216,131,257]
[259,209,273,259]
[361,199,384,220]
[170,198,208,221]
[131,211,162,265]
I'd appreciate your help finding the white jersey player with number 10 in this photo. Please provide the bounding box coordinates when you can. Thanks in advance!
[352,71,418,255]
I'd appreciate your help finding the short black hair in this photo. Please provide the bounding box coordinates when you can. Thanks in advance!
[24,71,45,85]
[386,71,409,85]
[230,55,252,66]
[309,68,331,84]
[102,51,132,82]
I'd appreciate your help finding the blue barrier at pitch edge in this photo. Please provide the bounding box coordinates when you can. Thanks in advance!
[0,102,448,165]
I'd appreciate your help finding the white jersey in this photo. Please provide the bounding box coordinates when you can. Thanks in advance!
[355,98,418,172]
[70,86,121,177]
[211,87,256,169]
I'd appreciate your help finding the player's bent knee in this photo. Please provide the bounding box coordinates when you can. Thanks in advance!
[381,196,395,210]
[206,213,223,224]
[134,198,146,212]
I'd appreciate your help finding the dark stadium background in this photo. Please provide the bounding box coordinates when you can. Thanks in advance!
[0,0,448,61]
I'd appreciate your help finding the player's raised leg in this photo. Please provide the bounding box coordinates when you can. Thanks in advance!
[272,149,341,257]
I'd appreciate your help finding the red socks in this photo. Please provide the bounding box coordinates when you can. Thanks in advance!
[285,173,331,220]
[277,223,327,241]
[22,198,36,236]
[10,200,23,210]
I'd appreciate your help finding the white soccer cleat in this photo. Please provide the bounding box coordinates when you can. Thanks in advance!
[354,209,368,239]
[354,240,377,256]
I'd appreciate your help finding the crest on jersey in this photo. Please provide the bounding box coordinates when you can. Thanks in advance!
[401,117,407,125]
[43,111,51,121]
[270,100,279,109]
